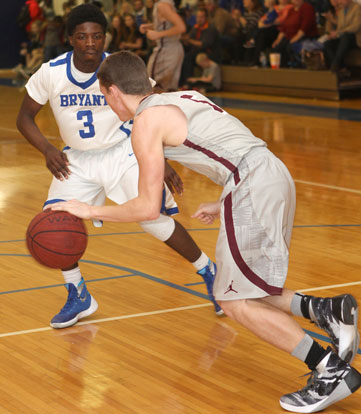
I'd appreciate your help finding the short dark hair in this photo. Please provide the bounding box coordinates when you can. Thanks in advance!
[66,4,108,36]
[97,51,153,95]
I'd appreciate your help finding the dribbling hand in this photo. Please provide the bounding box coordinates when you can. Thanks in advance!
[50,199,93,220]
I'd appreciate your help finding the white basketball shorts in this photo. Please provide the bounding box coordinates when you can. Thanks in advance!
[213,147,296,301]
[44,139,178,216]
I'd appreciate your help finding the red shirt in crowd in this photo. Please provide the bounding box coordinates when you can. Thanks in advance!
[279,2,318,40]
[26,0,44,32]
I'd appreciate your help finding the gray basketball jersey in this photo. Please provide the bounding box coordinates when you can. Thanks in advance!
[135,91,266,186]
[153,0,180,45]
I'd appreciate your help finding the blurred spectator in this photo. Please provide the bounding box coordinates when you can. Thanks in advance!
[105,14,124,52]
[119,1,135,16]
[14,19,44,85]
[144,0,155,22]
[204,0,239,37]
[322,0,341,33]
[248,0,292,66]
[24,0,45,35]
[39,0,55,19]
[275,0,293,24]
[184,52,222,91]
[133,0,146,27]
[240,0,265,40]
[204,0,239,61]
[299,0,341,56]
[323,0,361,72]
[140,0,186,91]
[219,0,244,13]
[180,8,221,84]
[43,16,65,62]
[119,13,144,52]
[62,1,74,25]
[271,0,318,67]
[179,4,197,31]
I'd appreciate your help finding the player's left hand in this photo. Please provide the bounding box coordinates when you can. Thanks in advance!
[50,200,93,220]
[164,161,183,195]
[192,201,221,225]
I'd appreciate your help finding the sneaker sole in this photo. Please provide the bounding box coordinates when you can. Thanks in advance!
[50,296,98,329]
[280,367,361,413]
[339,295,359,363]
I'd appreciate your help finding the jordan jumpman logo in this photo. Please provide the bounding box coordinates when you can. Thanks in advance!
[224,280,238,294]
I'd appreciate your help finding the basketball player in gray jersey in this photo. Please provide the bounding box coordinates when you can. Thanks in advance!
[52,51,361,413]
[140,0,185,91]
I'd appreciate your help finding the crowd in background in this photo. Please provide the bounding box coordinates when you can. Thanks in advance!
[13,0,361,90]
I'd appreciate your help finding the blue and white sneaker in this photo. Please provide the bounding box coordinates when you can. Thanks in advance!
[50,279,98,329]
[197,260,224,316]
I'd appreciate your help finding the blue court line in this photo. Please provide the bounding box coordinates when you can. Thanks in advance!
[0,257,209,301]
[185,282,205,287]
[1,223,361,245]
[0,274,138,295]
[210,97,361,122]
[0,255,360,355]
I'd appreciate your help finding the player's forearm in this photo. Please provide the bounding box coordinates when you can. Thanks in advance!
[90,197,161,223]
[16,114,53,155]
[158,23,185,38]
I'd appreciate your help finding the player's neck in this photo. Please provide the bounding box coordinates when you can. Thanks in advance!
[126,95,145,118]
[73,55,102,74]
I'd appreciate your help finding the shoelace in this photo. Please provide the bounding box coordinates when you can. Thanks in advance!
[297,371,325,395]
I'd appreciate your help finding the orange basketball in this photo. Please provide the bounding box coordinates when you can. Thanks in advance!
[26,210,88,269]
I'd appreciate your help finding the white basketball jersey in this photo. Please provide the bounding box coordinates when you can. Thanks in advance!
[26,51,131,151]
[135,91,266,186]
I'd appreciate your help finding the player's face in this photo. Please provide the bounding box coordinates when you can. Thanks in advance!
[69,22,105,72]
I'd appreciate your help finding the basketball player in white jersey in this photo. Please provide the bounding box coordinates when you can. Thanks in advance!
[16,4,223,330]
[139,0,185,91]
[52,51,361,413]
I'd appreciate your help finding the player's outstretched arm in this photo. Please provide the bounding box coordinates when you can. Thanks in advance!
[17,94,71,180]
[192,201,221,225]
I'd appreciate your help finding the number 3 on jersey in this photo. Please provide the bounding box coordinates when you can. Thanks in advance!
[77,110,95,138]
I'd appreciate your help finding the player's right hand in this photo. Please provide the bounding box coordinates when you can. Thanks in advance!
[44,145,71,180]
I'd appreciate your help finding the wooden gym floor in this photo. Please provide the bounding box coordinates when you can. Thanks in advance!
[0,78,360,413]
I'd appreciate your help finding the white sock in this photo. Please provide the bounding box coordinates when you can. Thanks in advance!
[62,267,82,291]
[191,252,210,271]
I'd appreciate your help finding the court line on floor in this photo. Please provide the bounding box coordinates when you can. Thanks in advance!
[0,280,360,345]
[299,281,361,293]
[0,302,360,357]
[294,179,361,195]
[0,303,211,338]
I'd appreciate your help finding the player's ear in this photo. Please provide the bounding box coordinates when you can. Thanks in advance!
[109,84,121,98]
[68,36,74,47]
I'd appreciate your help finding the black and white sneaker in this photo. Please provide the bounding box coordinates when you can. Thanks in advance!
[280,348,361,413]
[308,294,359,363]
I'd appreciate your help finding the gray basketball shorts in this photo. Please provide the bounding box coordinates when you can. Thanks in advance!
[213,147,296,301]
